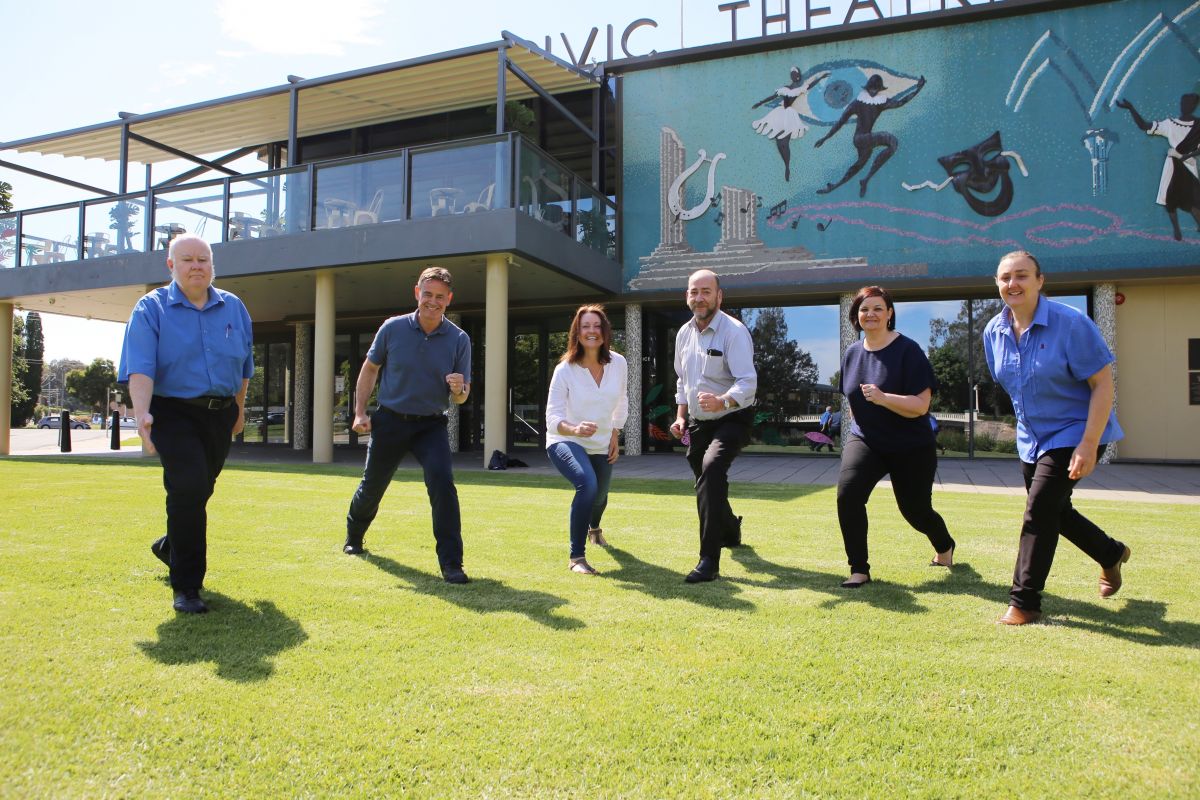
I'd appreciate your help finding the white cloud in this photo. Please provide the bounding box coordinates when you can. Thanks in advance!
[217,0,383,55]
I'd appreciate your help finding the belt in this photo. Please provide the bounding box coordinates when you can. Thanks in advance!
[167,396,235,410]
[380,407,444,422]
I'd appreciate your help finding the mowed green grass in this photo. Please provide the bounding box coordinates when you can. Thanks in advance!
[0,458,1196,798]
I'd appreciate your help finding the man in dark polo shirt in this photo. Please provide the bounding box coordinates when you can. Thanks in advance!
[120,234,254,614]
[343,266,473,583]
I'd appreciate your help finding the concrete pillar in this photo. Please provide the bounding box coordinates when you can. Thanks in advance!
[1093,282,1118,463]
[623,302,642,456]
[293,322,312,450]
[0,303,12,456]
[446,312,461,452]
[313,271,335,463]
[483,253,508,464]
[838,292,856,444]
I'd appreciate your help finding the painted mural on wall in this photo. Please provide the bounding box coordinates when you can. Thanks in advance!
[621,0,1200,290]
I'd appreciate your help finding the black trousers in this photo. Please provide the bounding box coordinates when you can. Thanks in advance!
[836,434,954,576]
[149,396,238,592]
[346,410,463,569]
[1011,446,1125,612]
[686,408,753,561]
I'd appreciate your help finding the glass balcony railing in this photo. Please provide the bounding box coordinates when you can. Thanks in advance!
[0,133,617,269]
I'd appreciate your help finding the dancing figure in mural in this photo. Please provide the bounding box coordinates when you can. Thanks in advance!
[751,67,824,182]
[1116,94,1200,241]
[815,74,926,198]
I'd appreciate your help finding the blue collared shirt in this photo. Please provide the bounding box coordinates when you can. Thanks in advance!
[982,297,1122,463]
[674,309,757,420]
[366,312,472,416]
[119,281,254,398]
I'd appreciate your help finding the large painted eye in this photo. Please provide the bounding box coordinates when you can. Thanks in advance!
[794,60,921,125]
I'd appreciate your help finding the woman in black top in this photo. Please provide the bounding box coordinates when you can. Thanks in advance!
[836,286,955,588]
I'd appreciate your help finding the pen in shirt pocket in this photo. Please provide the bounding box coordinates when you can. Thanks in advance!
[225,323,232,339]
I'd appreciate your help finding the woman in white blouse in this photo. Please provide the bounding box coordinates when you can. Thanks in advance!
[545,305,629,575]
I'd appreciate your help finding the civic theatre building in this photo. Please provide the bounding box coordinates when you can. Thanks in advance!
[2,0,1198,462]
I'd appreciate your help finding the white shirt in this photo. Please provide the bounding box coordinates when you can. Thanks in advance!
[545,352,629,454]
[674,310,757,421]
[1149,118,1199,206]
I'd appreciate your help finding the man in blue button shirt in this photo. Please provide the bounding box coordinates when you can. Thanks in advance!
[343,266,473,584]
[120,235,254,614]
[983,251,1127,625]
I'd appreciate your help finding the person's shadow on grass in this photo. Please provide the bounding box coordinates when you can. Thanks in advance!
[605,546,756,611]
[729,545,929,614]
[367,555,585,631]
[137,592,308,682]
[916,564,1200,647]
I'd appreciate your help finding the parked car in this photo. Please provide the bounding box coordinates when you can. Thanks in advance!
[266,412,285,425]
[37,416,91,430]
[114,416,138,428]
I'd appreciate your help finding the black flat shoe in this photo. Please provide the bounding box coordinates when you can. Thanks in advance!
[172,590,208,614]
[343,536,365,555]
[930,543,955,567]
[442,566,470,584]
[839,577,871,588]
[150,536,170,567]
[684,557,719,583]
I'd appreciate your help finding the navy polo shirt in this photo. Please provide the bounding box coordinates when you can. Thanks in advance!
[840,333,937,452]
[367,312,471,416]
[119,281,254,398]
[983,297,1122,463]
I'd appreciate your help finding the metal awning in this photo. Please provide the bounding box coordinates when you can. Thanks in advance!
[1,34,598,165]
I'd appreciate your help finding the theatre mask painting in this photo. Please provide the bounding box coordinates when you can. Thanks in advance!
[621,0,1200,291]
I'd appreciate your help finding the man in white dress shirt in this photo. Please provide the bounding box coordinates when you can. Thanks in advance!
[670,270,758,583]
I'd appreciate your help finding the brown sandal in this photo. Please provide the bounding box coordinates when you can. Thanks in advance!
[587,528,609,547]
[569,557,598,575]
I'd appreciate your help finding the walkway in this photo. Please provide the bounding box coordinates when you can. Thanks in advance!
[6,429,1198,505]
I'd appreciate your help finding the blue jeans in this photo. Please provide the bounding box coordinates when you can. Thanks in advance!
[547,441,613,559]
[346,410,463,569]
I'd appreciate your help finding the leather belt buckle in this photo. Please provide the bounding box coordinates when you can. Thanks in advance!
[207,398,224,410]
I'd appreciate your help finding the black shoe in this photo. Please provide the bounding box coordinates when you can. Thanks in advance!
[150,536,170,567]
[442,566,469,584]
[684,557,719,583]
[343,535,365,556]
[723,516,744,548]
[172,589,208,614]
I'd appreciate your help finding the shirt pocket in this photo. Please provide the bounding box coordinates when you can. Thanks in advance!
[701,352,728,381]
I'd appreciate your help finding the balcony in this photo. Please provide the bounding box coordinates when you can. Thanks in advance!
[0,133,618,271]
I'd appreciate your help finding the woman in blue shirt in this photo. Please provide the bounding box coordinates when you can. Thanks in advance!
[983,251,1128,625]
[836,286,955,588]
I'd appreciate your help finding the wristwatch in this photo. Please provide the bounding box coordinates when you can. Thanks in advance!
[722,396,732,410]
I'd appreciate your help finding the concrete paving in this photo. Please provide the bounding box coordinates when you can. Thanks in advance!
[5,428,1198,505]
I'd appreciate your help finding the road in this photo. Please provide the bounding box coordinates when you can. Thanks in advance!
[6,428,146,456]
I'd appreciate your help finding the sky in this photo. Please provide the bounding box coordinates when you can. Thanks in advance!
[2,0,1027,376]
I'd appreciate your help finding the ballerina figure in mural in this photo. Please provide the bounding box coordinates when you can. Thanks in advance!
[814,74,926,198]
[1116,95,1200,241]
[751,67,825,182]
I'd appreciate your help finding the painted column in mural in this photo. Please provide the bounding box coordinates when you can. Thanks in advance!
[293,322,312,451]
[1093,283,1118,462]
[624,303,642,456]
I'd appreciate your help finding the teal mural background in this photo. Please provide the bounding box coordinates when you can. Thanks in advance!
[621,0,1200,288]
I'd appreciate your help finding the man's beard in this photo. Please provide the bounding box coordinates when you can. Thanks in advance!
[691,303,716,323]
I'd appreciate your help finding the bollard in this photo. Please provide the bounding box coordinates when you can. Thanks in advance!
[59,409,72,453]
[110,411,120,450]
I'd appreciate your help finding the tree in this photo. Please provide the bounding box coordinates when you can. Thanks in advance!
[828,369,841,392]
[927,299,1012,416]
[42,358,86,410]
[65,358,119,413]
[13,311,42,425]
[746,307,819,422]
[9,314,30,424]
[1,181,14,267]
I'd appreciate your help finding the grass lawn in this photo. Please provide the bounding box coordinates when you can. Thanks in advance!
[1,458,1196,798]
